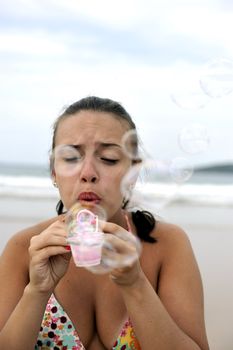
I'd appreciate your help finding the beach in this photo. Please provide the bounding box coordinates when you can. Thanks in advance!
[0,194,233,350]
[163,202,233,350]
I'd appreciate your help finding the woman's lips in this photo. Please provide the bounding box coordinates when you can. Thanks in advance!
[78,192,101,203]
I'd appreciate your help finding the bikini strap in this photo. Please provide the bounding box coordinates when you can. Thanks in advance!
[124,213,132,233]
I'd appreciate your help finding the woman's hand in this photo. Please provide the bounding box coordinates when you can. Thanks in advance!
[101,222,143,286]
[28,217,71,294]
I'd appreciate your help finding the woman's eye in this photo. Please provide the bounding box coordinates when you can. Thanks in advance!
[63,157,80,163]
[101,158,119,164]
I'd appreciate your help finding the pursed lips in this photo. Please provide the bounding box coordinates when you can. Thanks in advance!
[77,192,101,203]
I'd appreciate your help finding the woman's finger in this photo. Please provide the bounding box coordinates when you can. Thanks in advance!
[29,221,68,252]
[30,246,71,263]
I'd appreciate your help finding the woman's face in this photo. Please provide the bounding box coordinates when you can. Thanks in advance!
[53,110,132,221]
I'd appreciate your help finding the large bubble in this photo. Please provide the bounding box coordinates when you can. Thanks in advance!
[66,201,107,235]
[86,230,141,274]
[120,159,179,213]
[178,124,210,155]
[170,77,209,110]
[200,58,233,98]
[52,145,82,177]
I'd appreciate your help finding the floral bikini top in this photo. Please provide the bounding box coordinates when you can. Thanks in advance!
[35,293,141,350]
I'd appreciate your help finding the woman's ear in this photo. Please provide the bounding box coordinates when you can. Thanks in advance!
[51,169,57,187]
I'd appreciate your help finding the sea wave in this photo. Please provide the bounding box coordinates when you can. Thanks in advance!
[0,175,58,199]
[1,175,233,206]
[142,183,233,206]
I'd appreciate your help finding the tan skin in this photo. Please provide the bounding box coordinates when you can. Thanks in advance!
[0,111,209,350]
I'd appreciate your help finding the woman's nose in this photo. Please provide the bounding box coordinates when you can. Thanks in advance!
[79,159,99,183]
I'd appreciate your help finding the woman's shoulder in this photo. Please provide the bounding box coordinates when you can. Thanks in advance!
[2,216,59,254]
[151,219,192,254]
[140,219,195,286]
[155,219,189,240]
[145,220,198,283]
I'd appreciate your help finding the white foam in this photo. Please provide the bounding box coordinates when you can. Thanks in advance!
[0,175,58,199]
[137,182,233,206]
[1,175,233,206]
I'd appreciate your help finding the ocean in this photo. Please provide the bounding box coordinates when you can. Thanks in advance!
[0,161,233,206]
[0,162,56,199]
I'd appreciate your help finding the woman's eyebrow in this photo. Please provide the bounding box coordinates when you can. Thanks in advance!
[68,143,121,148]
[67,144,81,150]
[98,142,122,149]
[66,143,122,150]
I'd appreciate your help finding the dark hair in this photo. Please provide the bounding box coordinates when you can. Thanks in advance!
[52,96,156,243]
[51,96,136,151]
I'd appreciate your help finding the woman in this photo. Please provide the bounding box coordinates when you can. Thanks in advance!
[0,96,209,350]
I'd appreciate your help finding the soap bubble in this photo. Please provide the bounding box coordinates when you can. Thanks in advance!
[178,124,210,154]
[120,161,142,200]
[52,145,82,177]
[171,91,208,110]
[170,77,209,110]
[86,230,141,274]
[121,159,178,213]
[121,129,146,161]
[200,58,233,98]
[66,201,107,237]
[169,157,193,183]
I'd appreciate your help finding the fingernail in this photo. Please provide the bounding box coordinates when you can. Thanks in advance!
[65,245,71,251]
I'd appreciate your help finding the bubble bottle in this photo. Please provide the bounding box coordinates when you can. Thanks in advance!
[66,202,104,267]
[66,202,141,274]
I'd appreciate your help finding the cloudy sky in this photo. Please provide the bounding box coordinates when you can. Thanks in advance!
[0,0,233,167]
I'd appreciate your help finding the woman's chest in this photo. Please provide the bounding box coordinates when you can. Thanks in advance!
[54,249,161,349]
[56,275,129,348]
[93,258,160,348]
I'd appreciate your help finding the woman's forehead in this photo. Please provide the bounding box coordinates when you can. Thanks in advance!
[55,111,130,145]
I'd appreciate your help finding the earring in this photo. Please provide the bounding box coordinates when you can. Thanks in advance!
[122,183,135,209]
[122,197,129,209]
[53,181,58,188]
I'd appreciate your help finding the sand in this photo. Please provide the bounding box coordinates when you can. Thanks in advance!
[0,195,232,350]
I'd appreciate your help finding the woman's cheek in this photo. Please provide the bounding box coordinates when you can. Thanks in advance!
[58,181,76,209]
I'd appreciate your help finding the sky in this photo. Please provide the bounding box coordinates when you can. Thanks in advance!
[0,0,233,168]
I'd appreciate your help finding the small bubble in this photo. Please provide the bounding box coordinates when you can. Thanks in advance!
[53,145,82,177]
[200,58,233,98]
[121,129,145,160]
[169,157,193,184]
[120,162,142,200]
[178,124,210,155]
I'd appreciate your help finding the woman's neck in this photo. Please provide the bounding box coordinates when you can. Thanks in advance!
[109,209,129,231]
